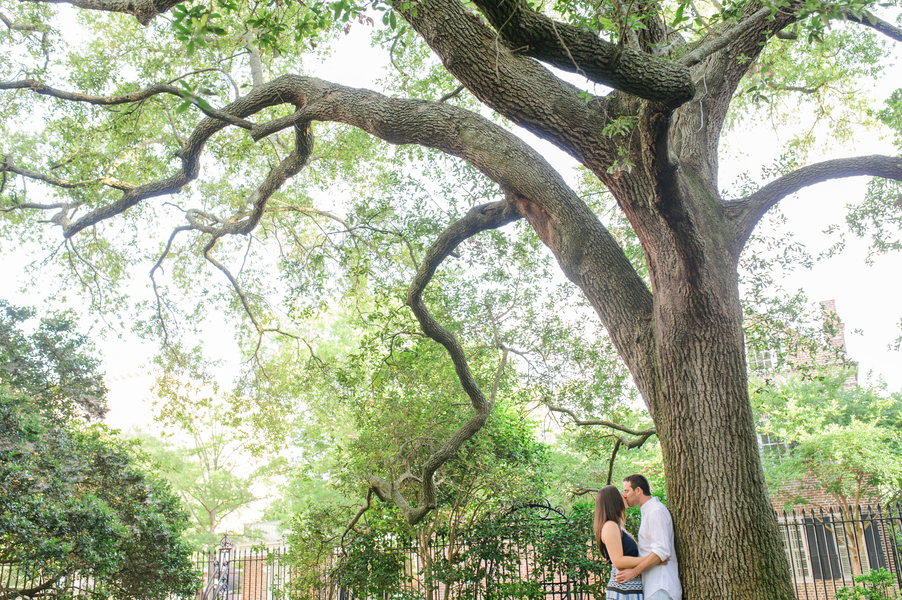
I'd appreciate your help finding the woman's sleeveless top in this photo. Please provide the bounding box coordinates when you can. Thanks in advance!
[607,529,642,597]
[620,529,639,557]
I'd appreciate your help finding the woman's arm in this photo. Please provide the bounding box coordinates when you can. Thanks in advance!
[600,522,643,570]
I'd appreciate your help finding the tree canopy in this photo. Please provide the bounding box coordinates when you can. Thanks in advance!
[1,0,901,595]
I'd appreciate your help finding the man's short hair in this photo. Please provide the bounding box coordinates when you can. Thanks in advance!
[624,474,651,496]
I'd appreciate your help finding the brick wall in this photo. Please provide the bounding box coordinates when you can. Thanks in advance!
[242,556,267,600]
[785,299,858,388]
[770,474,881,511]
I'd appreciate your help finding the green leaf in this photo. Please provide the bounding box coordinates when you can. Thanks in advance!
[194,97,214,112]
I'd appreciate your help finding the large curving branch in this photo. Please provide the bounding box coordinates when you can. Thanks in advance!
[467,0,694,106]
[394,0,626,170]
[20,0,182,25]
[162,121,315,359]
[187,121,314,238]
[250,78,656,398]
[1,77,307,237]
[727,154,902,254]
[365,199,521,525]
[4,73,656,404]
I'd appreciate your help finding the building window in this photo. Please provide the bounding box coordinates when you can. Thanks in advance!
[805,516,872,580]
[782,523,811,580]
[779,511,888,584]
[757,432,788,461]
[748,348,778,371]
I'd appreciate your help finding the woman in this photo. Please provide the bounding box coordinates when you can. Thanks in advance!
[594,485,644,600]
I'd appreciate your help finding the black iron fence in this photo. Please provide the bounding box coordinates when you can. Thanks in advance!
[192,546,291,600]
[200,503,902,600]
[775,503,902,600]
[3,503,900,600]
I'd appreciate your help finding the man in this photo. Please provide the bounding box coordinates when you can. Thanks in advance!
[615,474,682,600]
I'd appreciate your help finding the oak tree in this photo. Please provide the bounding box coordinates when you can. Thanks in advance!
[1,0,901,596]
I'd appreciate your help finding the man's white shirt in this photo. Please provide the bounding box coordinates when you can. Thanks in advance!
[638,497,682,600]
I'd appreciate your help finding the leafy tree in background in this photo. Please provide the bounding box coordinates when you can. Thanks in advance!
[0,301,107,422]
[752,369,902,576]
[134,352,287,550]
[270,313,554,600]
[1,0,902,594]
[136,428,262,550]
[0,302,196,600]
[752,369,902,507]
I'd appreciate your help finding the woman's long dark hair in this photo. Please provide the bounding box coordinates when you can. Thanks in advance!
[593,485,626,560]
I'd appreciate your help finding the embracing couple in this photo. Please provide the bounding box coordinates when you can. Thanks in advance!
[593,474,682,600]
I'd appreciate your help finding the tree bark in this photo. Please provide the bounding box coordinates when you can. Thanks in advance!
[644,216,795,598]
[574,158,797,598]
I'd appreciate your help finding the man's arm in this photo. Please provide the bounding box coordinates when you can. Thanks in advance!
[614,508,672,583]
[613,551,662,582]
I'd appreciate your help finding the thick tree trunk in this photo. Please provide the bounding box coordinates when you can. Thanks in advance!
[601,162,796,599]
[651,266,795,599]
[512,160,798,597]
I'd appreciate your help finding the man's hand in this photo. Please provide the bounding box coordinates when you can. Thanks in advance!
[615,568,640,583]
[614,552,666,583]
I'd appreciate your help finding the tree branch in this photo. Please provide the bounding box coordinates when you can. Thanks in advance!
[545,401,656,437]
[636,0,680,54]
[188,121,315,238]
[0,576,58,600]
[675,1,799,175]
[0,11,51,70]
[0,11,41,32]
[365,200,521,526]
[678,7,773,67]
[149,224,195,347]
[832,7,902,42]
[1,155,133,191]
[543,401,656,485]
[145,121,316,360]
[728,154,902,253]
[607,438,622,485]
[605,431,656,483]
[20,0,182,25]
[0,79,256,129]
[343,488,375,549]
[6,73,655,406]
[466,0,694,106]
[3,77,309,237]
[438,85,465,103]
